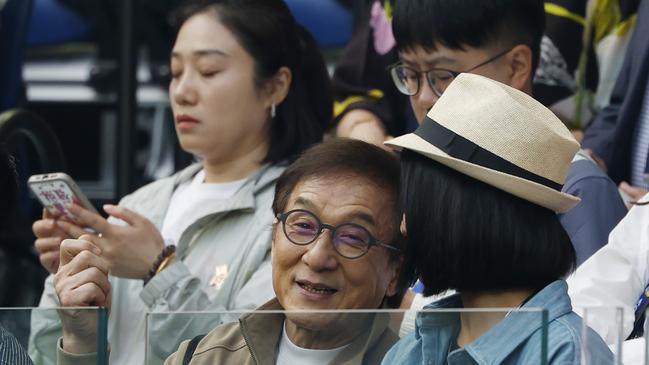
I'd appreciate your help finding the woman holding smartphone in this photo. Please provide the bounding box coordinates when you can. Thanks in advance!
[29,1,332,364]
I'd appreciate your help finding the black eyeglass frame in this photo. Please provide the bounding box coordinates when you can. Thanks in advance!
[276,209,401,259]
[388,48,512,97]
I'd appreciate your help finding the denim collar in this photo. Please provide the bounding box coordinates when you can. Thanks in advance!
[416,280,572,364]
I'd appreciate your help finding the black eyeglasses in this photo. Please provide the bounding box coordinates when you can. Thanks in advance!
[388,48,512,97]
[276,209,400,259]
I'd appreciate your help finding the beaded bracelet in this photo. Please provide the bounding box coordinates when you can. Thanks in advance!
[143,245,176,286]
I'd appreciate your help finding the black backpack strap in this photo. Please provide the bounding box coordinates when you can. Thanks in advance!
[182,334,206,365]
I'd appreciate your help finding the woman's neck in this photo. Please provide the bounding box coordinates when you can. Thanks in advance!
[201,141,268,183]
[457,289,534,347]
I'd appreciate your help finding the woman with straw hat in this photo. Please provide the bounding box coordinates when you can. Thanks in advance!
[382,74,613,364]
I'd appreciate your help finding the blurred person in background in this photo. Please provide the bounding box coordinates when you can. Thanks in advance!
[568,194,649,364]
[0,145,34,365]
[332,0,414,146]
[28,0,332,364]
[332,0,638,143]
[581,0,649,207]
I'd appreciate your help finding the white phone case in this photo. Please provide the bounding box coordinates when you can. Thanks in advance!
[28,172,98,221]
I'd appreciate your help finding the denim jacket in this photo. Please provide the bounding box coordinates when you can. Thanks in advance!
[382,280,613,364]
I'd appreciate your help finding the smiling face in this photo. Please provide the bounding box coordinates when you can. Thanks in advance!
[272,175,400,315]
[169,11,271,163]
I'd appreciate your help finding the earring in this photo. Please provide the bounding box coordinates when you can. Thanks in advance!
[271,104,276,119]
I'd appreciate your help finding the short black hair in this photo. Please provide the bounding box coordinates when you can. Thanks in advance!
[273,139,407,307]
[400,150,575,296]
[393,0,545,73]
[172,0,332,163]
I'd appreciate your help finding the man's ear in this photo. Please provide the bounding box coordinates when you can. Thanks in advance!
[385,255,404,297]
[263,66,292,110]
[271,217,280,246]
[506,44,534,93]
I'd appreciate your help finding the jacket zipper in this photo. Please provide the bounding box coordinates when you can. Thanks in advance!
[240,320,261,365]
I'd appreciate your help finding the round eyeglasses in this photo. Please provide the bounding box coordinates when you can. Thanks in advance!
[388,48,511,97]
[276,209,401,259]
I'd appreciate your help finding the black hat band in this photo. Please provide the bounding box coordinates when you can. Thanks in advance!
[413,117,563,192]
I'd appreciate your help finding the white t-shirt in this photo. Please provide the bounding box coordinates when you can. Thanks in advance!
[161,169,246,244]
[159,169,246,298]
[276,321,349,365]
[108,170,246,363]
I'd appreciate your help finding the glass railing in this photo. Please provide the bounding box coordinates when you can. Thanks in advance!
[579,306,625,364]
[145,308,550,365]
[0,305,624,364]
[0,307,108,365]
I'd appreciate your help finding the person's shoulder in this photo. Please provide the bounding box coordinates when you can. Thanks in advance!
[364,326,399,364]
[380,332,422,364]
[252,163,286,196]
[565,157,623,210]
[196,321,246,353]
[566,156,611,186]
[181,321,249,363]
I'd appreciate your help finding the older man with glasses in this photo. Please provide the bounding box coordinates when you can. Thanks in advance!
[163,138,410,365]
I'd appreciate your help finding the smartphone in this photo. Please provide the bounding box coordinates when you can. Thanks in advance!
[28,172,98,222]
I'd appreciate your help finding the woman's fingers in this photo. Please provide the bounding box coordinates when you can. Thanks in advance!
[35,236,62,254]
[57,220,90,239]
[33,218,59,238]
[42,207,60,220]
[37,245,61,274]
[35,236,65,274]
[102,204,144,226]
[68,204,111,234]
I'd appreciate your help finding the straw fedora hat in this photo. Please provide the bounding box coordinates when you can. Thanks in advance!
[385,73,580,213]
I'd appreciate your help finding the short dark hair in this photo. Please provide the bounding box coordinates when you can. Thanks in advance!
[272,139,407,307]
[172,0,332,163]
[393,0,545,73]
[400,150,575,296]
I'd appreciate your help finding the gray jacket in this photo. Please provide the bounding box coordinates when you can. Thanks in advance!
[30,163,284,365]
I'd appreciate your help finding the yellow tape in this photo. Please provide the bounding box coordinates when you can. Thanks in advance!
[615,14,637,36]
[333,89,385,118]
[383,0,393,21]
[545,3,586,26]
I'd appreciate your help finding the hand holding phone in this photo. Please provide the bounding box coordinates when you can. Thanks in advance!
[28,173,98,223]
[56,204,166,279]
